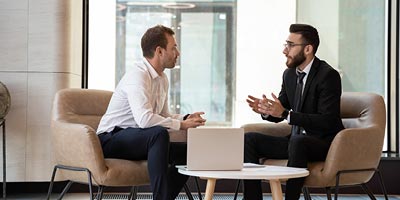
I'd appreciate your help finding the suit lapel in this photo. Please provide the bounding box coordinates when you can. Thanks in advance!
[299,57,320,110]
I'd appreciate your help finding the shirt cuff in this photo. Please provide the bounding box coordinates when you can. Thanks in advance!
[171,119,181,130]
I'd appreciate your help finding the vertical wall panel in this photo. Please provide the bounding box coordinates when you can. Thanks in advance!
[0,1,28,9]
[0,0,29,181]
[0,0,82,181]
[0,9,28,71]
[28,0,70,73]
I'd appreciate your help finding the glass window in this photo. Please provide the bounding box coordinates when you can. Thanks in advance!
[87,0,394,152]
[115,1,236,126]
[88,0,296,127]
[297,0,388,151]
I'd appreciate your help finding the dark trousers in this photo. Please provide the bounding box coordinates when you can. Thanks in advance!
[98,126,188,200]
[243,132,332,200]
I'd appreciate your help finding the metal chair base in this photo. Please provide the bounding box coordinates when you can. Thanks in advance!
[303,168,389,200]
[46,164,197,200]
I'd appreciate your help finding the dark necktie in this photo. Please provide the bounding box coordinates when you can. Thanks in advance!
[291,72,306,136]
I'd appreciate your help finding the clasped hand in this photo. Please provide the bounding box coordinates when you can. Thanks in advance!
[180,112,206,130]
[246,93,284,118]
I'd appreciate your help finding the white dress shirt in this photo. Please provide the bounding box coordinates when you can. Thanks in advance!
[97,58,184,134]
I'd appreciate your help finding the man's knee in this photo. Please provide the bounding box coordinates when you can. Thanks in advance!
[148,126,170,143]
[245,132,259,142]
[289,135,308,147]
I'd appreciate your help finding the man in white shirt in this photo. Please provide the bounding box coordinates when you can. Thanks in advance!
[97,25,206,200]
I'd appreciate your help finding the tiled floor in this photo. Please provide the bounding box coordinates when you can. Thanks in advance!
[4,193,400,200]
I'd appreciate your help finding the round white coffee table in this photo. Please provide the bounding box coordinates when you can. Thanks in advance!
[178,165,309,200]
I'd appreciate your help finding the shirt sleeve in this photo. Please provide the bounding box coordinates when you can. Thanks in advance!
[124,70,182,130]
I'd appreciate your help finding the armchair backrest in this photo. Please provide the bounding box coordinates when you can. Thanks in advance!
[340,92,386,131]
[52,88,112,130]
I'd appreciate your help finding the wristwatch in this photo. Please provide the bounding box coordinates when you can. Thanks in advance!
[281,109,289,119]
[183,114,190,120]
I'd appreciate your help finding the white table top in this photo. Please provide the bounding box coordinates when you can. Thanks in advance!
[177,164,309,180]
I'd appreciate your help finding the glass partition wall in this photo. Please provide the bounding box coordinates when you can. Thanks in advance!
[296,0,389,150]
[115,1,236,125]
[87,0,395,152]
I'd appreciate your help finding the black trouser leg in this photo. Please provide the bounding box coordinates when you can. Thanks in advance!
[167,142,189,199]
[99,126,184,200]
[242,132,289,200]
[285,134,331,200]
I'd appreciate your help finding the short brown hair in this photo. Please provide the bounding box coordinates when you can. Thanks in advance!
[289,24,320,54]
[141,25,175,58]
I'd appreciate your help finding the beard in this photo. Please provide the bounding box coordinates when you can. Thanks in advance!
[286,49,306,68]
[163,57,177,69]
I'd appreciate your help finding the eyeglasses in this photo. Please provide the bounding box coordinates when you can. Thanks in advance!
[283,43,308,50]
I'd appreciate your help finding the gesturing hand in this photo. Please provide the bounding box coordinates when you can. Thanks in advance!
[246,95,263,114]
[257,93,285,117]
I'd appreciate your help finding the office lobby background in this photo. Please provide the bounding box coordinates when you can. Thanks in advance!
[0,0,398,193]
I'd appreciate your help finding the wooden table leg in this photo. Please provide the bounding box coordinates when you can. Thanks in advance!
[204,178,216,200]
[269,179,283,200]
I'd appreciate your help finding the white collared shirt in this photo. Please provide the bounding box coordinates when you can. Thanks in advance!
[96,58,183,134]
[297,58,313,92]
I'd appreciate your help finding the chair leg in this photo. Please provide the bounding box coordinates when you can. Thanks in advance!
[233,180,241,200]
[85,169,94,200]
[361,184,376,200]
[325,187,332,200]
[46,165,95,200]
[183,183,195,200]
[194,177,203,200]
[96,185,105,200]
[57,181,73,200]
[128,186,138,200]
[334,172,342,200]
[46,165,59,200]
[376,169,389,200]
[303,187,312,200]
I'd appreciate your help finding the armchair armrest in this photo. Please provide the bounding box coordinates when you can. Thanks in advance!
[51,120,107,177]
[241,122,291,137]
[321,126,384,183]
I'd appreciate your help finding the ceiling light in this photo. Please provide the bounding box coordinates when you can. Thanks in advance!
[162,3,196,9]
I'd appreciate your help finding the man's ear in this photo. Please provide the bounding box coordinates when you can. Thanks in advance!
[304,44,313,55]
[155,46,163,56]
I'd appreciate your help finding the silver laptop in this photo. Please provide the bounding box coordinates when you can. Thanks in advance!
[186,127,244,171]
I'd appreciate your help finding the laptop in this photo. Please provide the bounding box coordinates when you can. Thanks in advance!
[185,127,244,171]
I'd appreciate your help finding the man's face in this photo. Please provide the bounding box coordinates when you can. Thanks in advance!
[160,34,180,69]
[283,33,307,69]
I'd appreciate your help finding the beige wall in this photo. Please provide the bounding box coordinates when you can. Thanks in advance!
[0,0,81,181]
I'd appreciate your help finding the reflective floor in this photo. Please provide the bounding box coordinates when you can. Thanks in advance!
[4,193,400,200]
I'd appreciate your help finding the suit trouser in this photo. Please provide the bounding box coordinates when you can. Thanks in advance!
[98,126,188,200]
[243,132,332,200]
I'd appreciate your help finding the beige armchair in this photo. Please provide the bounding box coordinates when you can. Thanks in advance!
[46,88,194,200]
[241,92,388,200]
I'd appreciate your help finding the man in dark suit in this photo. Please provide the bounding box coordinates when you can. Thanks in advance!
[243,24,344,200]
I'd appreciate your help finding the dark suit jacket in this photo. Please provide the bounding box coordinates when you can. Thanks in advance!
[263,57,344,140]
